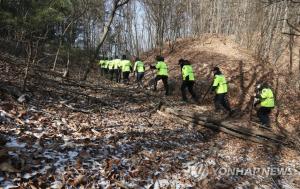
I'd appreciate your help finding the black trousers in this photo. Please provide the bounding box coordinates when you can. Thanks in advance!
[104,68,108,74]
[114,69,120,83]
[154,75,169,95]
[109,69,114,81]
[181,80,197,101]
[136,72,144,82]
[118,68,122,82]
[123,71,130,83]
[100,68,105,76]
[214,93,231,112]
[257,107,272,126]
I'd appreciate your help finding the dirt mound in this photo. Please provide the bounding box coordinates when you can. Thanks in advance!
[143,36,264,111]
[142,34,299,132]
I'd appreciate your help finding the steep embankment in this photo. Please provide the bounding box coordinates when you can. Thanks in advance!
[142,35,299,131]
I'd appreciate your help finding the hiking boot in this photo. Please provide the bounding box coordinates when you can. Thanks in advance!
[182,98,188,102]
[228,110,234,117]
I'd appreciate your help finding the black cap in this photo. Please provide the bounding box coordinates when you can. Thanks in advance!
[178,58,185,65]
[213,67,220,72]
[156,55,164,61]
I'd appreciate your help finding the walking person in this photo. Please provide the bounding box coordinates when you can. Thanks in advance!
[254,83,275,127]
[150,55,169,96]
[121,55,132,84]
[211,67,233,116]
[113,56,121,83]
[179,59,198,102]
[103,57,109,75]
[99,58,106,76]
[133,57,145,87]
[108,57,114,81]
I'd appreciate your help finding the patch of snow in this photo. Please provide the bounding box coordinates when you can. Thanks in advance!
[32,132,44,139]
[22,172,37,179]
[68,151,78,159]
[2,181,18,189]
[50,181,63,189]
[5,137,26,148]
[39,165,52,174]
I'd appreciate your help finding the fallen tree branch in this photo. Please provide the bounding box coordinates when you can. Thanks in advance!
[0,110,25,125]
[158,106,288,147]
[63,104,91,114]
[157,110,277,147]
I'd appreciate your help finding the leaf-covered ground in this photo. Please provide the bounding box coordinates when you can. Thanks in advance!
[1,66,300,189]
[1,35,300,188]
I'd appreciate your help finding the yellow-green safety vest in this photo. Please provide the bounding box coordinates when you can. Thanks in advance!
[134,61,145,73]
[112,59,121,69]
[260,88,275,108]
[121,60,132,72]
[213,74,228,94]
[155,61,168,76]
[99,60,106,68]
[108,60,114,70]
[182,65,195,81]
[104,60,109,68]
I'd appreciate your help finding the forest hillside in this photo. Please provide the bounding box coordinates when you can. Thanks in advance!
[1,0,300,188]
[1,34,300,188]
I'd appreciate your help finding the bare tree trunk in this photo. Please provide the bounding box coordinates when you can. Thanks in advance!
[52,40,62,71]
[22,42,31,92]
[63,50,70,78]
[82,0,130,81]
[22,40,41,92]
[289,28,294,75]
[299,48,300,76]
[275,76,280,127]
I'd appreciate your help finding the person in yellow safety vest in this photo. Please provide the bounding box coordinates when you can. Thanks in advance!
[150,55,169,96]
[112,56,121,83]
[179,59,198,102]
[120,55,132,84]
[254,83,275,127]
[211,67,233,116]
[107,57,115,81]
[99,58,107,76]
[117,57,123,82]
[103,57,109,74]
[133,57,145,87]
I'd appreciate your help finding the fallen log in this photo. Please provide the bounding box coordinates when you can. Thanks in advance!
[158,106,287,147]
[161,107,285,144]
[157,110,278,147]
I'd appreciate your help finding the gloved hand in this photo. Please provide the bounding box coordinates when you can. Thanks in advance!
[253,97,260,107]
[211,86,216,94]
[150,65,156,69]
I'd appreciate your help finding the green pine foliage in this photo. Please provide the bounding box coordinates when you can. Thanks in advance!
[0,0,74,39]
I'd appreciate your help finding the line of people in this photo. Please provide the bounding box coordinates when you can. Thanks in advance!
[99,55,145,85]
[98,55,275,127]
